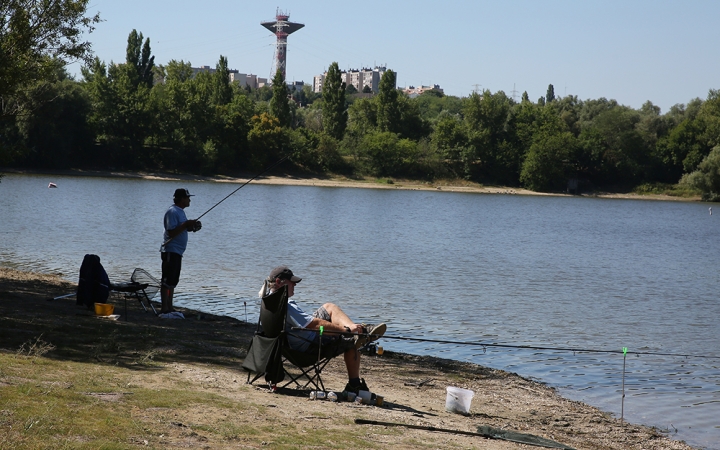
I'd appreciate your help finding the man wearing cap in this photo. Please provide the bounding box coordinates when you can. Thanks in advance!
[260,266,386,394]
[160,188,202,315]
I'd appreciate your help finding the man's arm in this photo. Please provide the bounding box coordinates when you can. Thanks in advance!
[166,220,199,238]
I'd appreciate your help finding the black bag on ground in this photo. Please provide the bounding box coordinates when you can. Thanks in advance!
[76,254,110,309]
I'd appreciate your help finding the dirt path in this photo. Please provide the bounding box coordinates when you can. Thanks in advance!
[0,267,695,449]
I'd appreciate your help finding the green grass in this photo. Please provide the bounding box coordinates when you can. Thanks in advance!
[632,182,701,198]
[0,352,268,449]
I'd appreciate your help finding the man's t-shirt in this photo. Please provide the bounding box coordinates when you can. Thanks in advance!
[286,299,317,352]
[161,204,188,255]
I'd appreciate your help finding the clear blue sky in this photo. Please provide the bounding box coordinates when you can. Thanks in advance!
[72,0,720,113]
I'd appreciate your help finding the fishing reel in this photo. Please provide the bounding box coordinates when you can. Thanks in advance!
[191,220,202,232]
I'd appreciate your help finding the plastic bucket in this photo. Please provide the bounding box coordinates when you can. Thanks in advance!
[446,386,474,414]
[94,303,114,316]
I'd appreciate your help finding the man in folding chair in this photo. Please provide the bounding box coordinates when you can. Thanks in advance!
[261,266,386,395]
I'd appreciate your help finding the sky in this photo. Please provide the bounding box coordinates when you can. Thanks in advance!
[69,0,720,113]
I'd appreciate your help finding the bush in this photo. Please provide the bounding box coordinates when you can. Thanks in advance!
[680,146,720,201]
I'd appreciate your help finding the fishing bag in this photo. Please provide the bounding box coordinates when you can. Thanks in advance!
[76,254,110,309]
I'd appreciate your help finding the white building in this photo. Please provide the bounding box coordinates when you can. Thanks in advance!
[312,66,389,94]
[401,84,444,98]
[313,74,325,93]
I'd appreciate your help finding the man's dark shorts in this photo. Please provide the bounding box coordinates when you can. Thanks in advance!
[306,306,356,357]
[161,252,182,288]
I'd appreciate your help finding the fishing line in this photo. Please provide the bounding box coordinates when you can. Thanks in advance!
[378,335,720,360]
[163,155,289,246]
[195,155,290,221]
[290,327,720,360]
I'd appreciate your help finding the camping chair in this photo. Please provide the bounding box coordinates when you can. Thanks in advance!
[110,268,161,319]
[242,286,340,392]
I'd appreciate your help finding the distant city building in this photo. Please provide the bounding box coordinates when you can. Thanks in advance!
[313,74,324,93]
[313,66,389,94]
[401,84,444,98]
[228,72,244,84]
[190,66,267,89]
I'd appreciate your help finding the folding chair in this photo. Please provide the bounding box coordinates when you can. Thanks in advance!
[110,268,161,319]
[242,286,341,392]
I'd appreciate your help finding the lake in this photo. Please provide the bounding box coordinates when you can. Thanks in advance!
[1,173,718,449]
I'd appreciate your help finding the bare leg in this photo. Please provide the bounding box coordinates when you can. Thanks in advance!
[322,303,362,379]
[321,303,355,327]
[343,348,361,379]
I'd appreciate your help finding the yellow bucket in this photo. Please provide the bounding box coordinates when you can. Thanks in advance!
[94,303,114,316]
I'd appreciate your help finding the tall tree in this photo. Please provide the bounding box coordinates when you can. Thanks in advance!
[546,84,555,103]
[125,29,154,88]
[0,0,100,114]
[376,69,401,133]
[211,55,232,106]
[322,62,347,140]
[270,69,291,127]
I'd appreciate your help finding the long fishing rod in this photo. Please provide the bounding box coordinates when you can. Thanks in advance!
[163,155,289,246]
[290,327,720,360]
[195,155,289,221]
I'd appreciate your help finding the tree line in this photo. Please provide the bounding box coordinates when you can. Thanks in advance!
[2,3,720,199]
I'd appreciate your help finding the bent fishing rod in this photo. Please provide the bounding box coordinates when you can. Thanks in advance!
[163,155,289,246]
[291,327,720,360]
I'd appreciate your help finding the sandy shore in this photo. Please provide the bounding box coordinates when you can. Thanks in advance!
[0,267,696,449]
[1,167,699,201]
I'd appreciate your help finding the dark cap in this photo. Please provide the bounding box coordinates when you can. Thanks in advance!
[270,266,301,283]
[173,188,194,199]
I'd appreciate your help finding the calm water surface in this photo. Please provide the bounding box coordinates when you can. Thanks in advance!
[1,173,719,449]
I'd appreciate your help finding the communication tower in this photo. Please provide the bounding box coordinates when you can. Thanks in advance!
[261,8,304,81]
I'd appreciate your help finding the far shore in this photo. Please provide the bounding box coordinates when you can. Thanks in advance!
[2,167,701,202]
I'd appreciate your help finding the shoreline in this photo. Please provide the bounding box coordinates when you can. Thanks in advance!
[0,266,696,449]
[1,166,700,201]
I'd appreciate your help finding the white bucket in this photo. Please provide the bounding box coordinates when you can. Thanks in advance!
[445,386,474,414]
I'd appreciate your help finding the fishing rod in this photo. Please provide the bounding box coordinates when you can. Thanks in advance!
[291,327,720,360]
[195,155,290,222]
[163,155,290,246]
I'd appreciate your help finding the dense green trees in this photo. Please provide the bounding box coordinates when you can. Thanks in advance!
[0,0,99,106]
[1,0,99,168]
[6,24,720,199]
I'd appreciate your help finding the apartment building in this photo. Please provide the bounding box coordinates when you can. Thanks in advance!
[191,66,267,89]
[313,66,389,94]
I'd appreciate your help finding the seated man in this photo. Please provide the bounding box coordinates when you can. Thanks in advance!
[260,266,386,394]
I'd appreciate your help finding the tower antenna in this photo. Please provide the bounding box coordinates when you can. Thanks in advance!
[261,8,304,80]
[511,83,519,102]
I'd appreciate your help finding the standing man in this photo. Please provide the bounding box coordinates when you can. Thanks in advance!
[160,188,202,315]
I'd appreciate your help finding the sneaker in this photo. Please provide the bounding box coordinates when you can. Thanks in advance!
[344,378,369,395]
[354,323,387,349]
[364,323,386,343]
